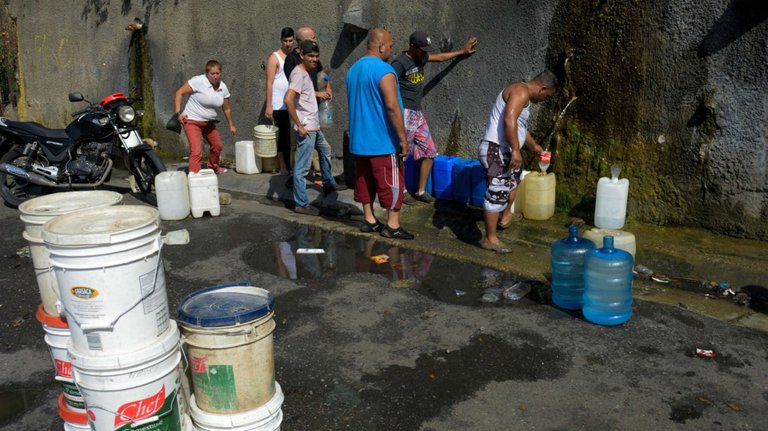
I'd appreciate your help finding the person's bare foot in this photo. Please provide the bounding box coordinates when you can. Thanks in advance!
[498,213,523,229]
[479,239,512,254]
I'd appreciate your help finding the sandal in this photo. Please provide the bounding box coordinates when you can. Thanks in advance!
[480,239,512,254]
[497,213,522,229]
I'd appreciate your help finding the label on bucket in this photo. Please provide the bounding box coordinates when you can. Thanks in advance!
[191,359,239,411]
[56,358,73,379]
[96,385,181,431]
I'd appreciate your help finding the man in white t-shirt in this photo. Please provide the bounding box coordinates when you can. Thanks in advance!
[284,40,345,216]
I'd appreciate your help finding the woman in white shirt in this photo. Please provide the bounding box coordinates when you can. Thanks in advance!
[174,59,237,174]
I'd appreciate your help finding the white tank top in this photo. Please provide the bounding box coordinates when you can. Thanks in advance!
[271,51,289,110]
[481,90,530,149]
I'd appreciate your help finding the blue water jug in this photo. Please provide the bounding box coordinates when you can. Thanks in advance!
[551,224,596,309]
[451,159,472,205]
[404,152,432,195]
[582,235,634,325]
[469,160,486,207]
[433,155,458,200]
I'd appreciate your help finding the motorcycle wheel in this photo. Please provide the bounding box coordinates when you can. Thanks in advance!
[0,148,49,208]
[132,150,166,195]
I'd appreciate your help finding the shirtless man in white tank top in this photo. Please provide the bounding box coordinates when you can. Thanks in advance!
[478,71,558,253]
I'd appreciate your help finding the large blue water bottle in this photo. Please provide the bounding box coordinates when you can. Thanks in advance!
[582,235,634,325]
[551,224,596,309]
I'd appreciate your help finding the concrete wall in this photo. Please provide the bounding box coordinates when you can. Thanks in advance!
[5,0,768,240]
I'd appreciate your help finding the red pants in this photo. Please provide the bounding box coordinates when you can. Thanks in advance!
[353,154,404,211]
[184,120,223,173]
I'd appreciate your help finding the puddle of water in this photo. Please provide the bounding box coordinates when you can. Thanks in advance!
[0,388,43,424]
[246,225,548,307]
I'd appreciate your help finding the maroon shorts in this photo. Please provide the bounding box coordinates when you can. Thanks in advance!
[353,154,404,211]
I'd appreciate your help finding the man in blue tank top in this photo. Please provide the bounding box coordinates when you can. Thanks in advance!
[346,28,414,240]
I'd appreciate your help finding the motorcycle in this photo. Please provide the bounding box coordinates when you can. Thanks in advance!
[0,91,166,207]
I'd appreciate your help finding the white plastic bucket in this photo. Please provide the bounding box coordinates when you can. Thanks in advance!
[69,321,183,431]
[36,304,85,411]
[25,232,61,317]
[188,169,221,218]
[253,125,278,158]
[178,283,276,414]
[58,393,90,431]
[19,191,123,316]
[156,171,191,221]
[583,228,637,260]
[190,383,284,431]
[236,141,260,174]
[42,205,170,354]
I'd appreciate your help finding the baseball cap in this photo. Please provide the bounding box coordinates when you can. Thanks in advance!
[409,31,435,52]
[299,40,319,54]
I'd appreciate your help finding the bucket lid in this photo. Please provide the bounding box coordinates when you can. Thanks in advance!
[68,320,179,370]
[190,382,283,427]
[42,205,158,246]
[58,393,88,424]
[19,191,123,221]
[177,282,275,327]
[36,304,68,328]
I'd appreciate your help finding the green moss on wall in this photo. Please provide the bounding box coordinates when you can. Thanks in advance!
[552,119,685,225]
[128,28,156,144]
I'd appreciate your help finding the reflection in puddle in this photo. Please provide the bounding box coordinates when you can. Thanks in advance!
[251,225,548,306]
[0,388,42,424]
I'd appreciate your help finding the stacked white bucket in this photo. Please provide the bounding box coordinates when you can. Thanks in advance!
[20,191,123,430]
[36,201,191,431]
[177,282,283,431]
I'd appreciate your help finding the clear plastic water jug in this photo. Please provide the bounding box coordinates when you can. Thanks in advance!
[188,169,221,218]
[582,235,634,325]
[594,164,629,229]
[155,171,190,220]
[551,224,596,309]
[235,140,260,174]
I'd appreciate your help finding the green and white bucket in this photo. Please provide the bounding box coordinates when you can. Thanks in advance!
[42,205,169,354]
[70,320,183,431]
[178,283,276,414]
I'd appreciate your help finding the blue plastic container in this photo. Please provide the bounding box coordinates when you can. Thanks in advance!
[582,236,634,325]
[451,159,472,205]
[551,225,596,309]
[433,155,458,200]
[469,160,486,207]
[404,152,432,195]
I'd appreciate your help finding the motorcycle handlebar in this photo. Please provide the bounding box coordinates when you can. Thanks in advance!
[71,104,109,118]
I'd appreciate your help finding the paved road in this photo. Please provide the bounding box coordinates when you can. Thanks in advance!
[1,191,767,430]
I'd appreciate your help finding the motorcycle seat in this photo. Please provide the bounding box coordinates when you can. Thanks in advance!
[3,119,69,140]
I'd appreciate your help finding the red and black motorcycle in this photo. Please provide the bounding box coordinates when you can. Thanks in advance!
[0,91,165,207]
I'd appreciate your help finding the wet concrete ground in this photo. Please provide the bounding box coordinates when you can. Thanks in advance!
[1,171,767,429]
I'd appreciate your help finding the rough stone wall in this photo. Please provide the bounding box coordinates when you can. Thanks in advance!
[5,0,767,240]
